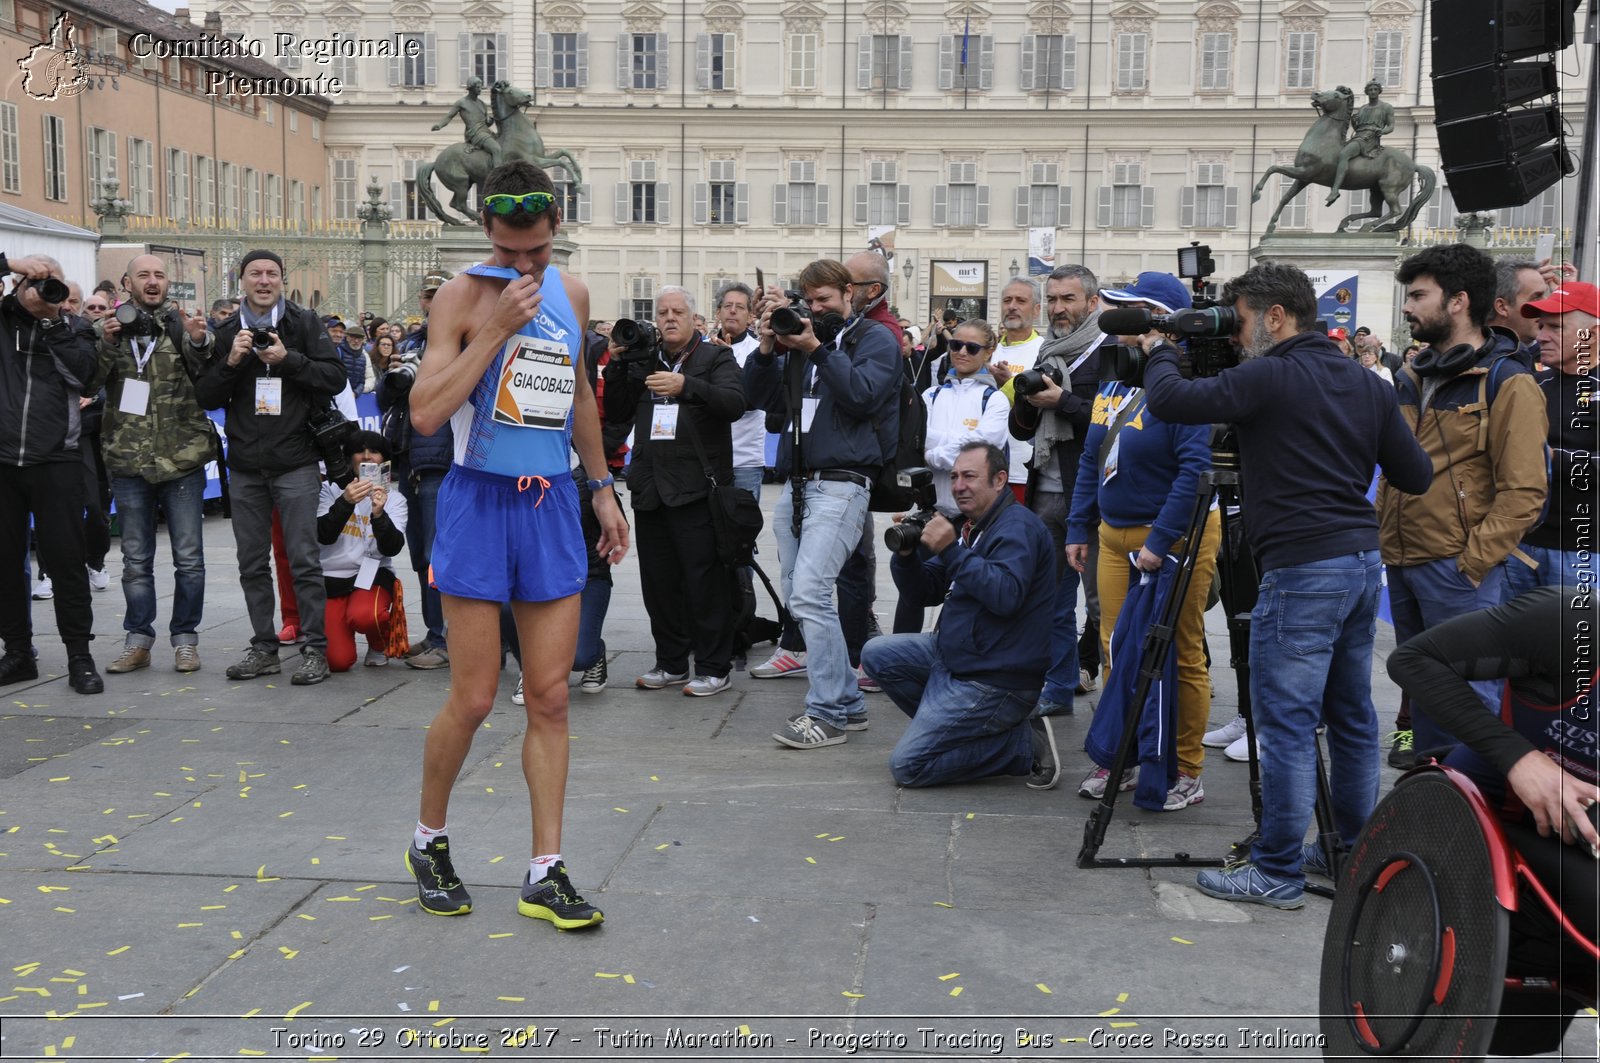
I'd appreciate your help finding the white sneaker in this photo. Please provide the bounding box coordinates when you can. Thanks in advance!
[511,675,524,705]
[683,675,730,697]
[1224,733,1259,763]
[31,576,52,600]
[363,649,388,667]
[635,668,689,690]
[749,649,807,679]
[87,567,110,591]
[1203,714,1247,748]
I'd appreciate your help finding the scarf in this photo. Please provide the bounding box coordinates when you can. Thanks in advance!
[1032,308,1104,469]
[238,297,285,331]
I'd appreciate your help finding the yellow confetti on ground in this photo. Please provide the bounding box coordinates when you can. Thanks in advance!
[369,914,393,921]
[497,996,525,1003]
[62,1036,75,1048]
[965,812,975,819]
[804,856,817,864]
[296,914,316,921]
[1099,1007,1121,1017]
[309,858,319,866]
[283,1001,312,1020]
[650,775,660,781]
[428,1000,440,1012]
[489,855,505,864]
[1171,936,1194,945]
[48,777,70,783]
[355,884,377,891]
[738,1025,752,1037]
[200,905,225,911]
[239,1051,265,1057]
[1117,992,1129,1003]
[176,922,201,928]
[240,1008,260,1019]
[594,973,619,979]
[612,807,628,813]
[54,907,76,913]
[938,972,960,981]
[841,991,863,999]
[655,843,669,851]
[1036,983,1052,994]
[163,1054,191,1062]
[1110,1022,1140,1029]
[223,885,238,893]
[106,946,129,957]
[814,832,829,839]
[325,835,346,841]
[487,933,514,939]
[828,836,845,842]
[230,931,243,940]
[949,986,963,997]
[277,811,293,819]
[932,901,953,908]
[623,975,636,985]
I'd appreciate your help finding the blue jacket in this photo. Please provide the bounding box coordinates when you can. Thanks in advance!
[744,315,900,476]
[890,492,1056,690]
[336,341,367,393]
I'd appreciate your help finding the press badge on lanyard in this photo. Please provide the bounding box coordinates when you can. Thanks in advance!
[255,377,283,416]
[118,338,156,416]
[492,334,574,430]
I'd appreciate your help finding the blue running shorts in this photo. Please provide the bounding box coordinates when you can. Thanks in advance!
[430,466,588,603]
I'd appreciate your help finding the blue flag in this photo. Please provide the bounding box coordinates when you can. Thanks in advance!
[960,14,970,71]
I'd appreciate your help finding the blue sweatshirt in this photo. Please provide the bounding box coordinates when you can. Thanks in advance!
[1143,331,1432,573]
[1066,383,1212,557]
[890,493,1056,690]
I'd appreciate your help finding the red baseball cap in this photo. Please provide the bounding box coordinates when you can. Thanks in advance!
[1521,281,1600,318]
[1328,326,1348,340]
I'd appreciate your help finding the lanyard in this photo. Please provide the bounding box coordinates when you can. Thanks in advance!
[131,337,156,377]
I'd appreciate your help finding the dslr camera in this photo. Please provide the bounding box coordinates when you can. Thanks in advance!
[307,400,358,488]
[113,301,162,338]
[382,350,420,395]
[770,291,845,348]
[1012,363,1063,398]
[610,317,664,376]
[27,276,70,305]
[250,326,277,351]
[881,468,939,554]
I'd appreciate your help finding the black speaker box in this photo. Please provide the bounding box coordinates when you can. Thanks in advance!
[1431,0,1576,69]
[1433,59,1558,123]
[1443,142,1573,210]
[1436,106,1562,166]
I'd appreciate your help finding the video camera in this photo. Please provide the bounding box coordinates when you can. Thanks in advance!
[1099,243,1240,387]
[113,301,162,338]
[881,468,939,554]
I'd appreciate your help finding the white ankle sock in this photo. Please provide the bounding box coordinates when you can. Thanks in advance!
[531,853,561,880]
[414,821,447,849]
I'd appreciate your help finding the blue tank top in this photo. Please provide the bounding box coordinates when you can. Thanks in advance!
[450,264,581,479]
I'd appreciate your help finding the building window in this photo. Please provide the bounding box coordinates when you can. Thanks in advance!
[936,161,982,227]
[1199,32,1231,90]
[788,32,817,91]
[466,32,503,84]
[289,110,298,133]
[1182,162,1236,229]
[1024,34,1076,91]
[393,32,434,87]
[549,32,584,88]
[939,33,993,91]
[1021,162,1069,228]
[1275,172,1309,230]
[1116,32,1147,91]
[396,159,428,222]
[128,137,154,215]
[194,155,215,222]
[1,103,21,194]
[263,100,273,125]
[696,33,736,90]
[42,114,66,201]
[624,33,664,90]
[550,165,588,223]
[289,180,304,225]
[1098,160,1152,229]
[617,160,667,224]
[243,167,260,223]
[311,185,323,222]
[775,160,826,226]
[630,275,655,321]
[86,127,117,199]
[312,118,322,141]
[1286,31,1318,89]
[266,173,281,222]
[861,33,911,91]
[1373,30,1404,89]
[694,160,742,226]
[1500,185,1561,230]
[165,148,189,221]
[332,53,357,86]
[867,160,900,226]
[333,158,358,219]
[220,161,238,224]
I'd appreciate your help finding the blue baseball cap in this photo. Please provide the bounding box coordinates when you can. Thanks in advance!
[1099,272,1192,314]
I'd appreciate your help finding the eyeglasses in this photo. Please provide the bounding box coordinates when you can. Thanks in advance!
[84,303,108,312]
[482,191,556,216]
[948,340,988,355]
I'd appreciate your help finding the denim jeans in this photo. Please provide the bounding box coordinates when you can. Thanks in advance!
[1505,544,1597,597]
[575,579,610,671]
[731,466,764,498]
[774,479,870,726]
[1031,490,1078,711]
[407,469,447,649]
[111,469,206,648]
[863,632,1037,787]
[230,464,327,653]
[1249,551,1384,883]
[1387,556,1506,757]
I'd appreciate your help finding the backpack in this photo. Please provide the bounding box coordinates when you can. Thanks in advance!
[868,373,927,511]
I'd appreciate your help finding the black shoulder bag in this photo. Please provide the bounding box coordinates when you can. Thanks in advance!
[677,397,764,569]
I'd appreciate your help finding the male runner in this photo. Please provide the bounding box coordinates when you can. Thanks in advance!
[403,160,628,929]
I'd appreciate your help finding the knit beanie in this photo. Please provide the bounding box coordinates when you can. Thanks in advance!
[238,249,285,275]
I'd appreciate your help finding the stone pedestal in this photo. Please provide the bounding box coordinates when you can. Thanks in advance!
[1252,232,1405,345]
[433,227,578,275]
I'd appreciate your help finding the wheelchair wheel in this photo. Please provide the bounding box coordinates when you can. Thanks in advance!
[1320,770,1509,1059]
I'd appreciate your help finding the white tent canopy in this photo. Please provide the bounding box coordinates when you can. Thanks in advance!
[0,204,99,293]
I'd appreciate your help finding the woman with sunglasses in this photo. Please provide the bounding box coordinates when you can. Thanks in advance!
[889,319,1012,634]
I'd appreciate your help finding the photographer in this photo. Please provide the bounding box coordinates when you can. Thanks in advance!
[315,431,408,672]
[865,443,1057,787]
[196,249,346,686]
[1008,263,1114,717]
[745,259,901,748]
[89,254,216,677]
[603,286,746,697]
[1140,260,1431,908]
[0,253,103,693]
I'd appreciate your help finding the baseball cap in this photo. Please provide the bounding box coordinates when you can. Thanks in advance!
[1522,281,1600,319]
[1099,272,1192,314]
[1329,326,1349,341]
[421,270,453,292]
[321,314,345,329]
[1354,325,1372,336]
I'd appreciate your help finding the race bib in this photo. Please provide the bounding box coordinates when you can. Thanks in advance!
[118,379,151,417]
[255,377,283,416]
[355,555,379,591]
[650,404,680,440]
[492,334,574,430]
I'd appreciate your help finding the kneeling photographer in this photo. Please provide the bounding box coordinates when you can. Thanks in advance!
[603,286,747,698]
[865,442,1058,788]
[1136,259,1432,909]
[196,249,347,687]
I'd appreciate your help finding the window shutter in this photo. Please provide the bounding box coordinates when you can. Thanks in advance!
[693,182,708,224]
[494,32,506,81]
[617,33,630,88]
[1140,185,1155,228]
[773,183,788,225]
[725,35,738,89]
[897,35,913,90]
[816,182,829,226]
[853,184,868,225]
[535,33,551,88]
[1020,35,1036,90]
[1063,35,1078,89]
[615,181,629,223]
[1179,185,1196,228]
[856,36,872,89]
[932,184,948,226]
[938,35,954,90]
[1058,185,1071,227]
[1096,186,1112,227]
[389,36,402,84]
[458,33,470,84]
[656,181,670,224]
[424,32,437,85]
[1014,184,1030,227]
[976,185,990,226]
[695,33,710,90]
[390,180,403,217]
[979,35,995,89]
[897,183,911,226]
[735,182,748,224]
[572,32,588,87]
[1224,186,1239,228]
[577,184,591,223]
[657,32,669,85]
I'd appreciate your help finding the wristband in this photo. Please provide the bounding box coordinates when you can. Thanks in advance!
[587,475,615,492]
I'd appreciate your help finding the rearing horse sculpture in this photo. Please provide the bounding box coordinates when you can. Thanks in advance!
[1252,88,1436,237]
[416,82,584,226]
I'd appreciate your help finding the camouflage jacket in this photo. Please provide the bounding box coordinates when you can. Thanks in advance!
[89,310,217,483]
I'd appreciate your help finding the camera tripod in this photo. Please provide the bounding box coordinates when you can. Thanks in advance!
[1074,427,1343,901]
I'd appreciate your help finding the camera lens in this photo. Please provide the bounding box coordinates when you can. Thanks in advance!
[770,307,805,336]
[32,277,69,304]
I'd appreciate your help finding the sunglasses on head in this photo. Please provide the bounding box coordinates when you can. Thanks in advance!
[482,191,556,215]
[948,339,988,355]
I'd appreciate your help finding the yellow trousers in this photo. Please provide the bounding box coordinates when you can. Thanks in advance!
[1096,508,1222,778]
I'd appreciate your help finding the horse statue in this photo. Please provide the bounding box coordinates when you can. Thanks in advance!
[1252,87,1436,237]
[416,81,585,226]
